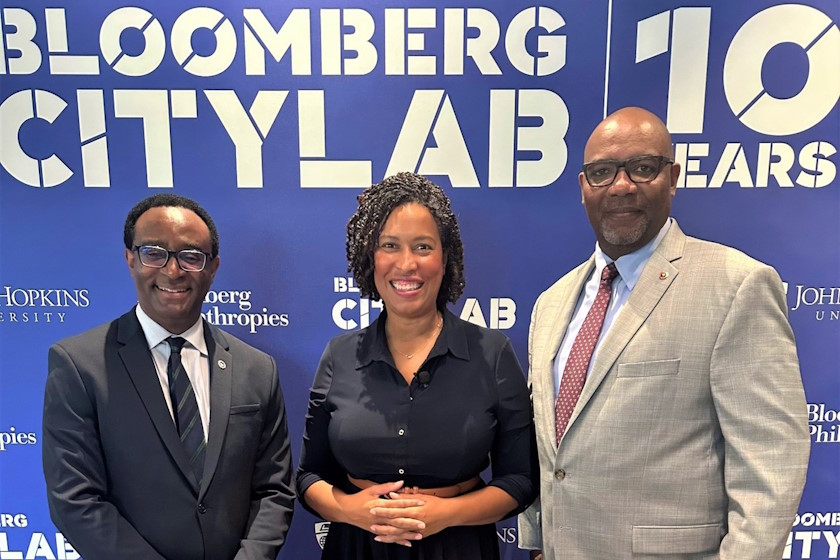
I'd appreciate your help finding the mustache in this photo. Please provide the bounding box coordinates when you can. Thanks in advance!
[602,203,643,212]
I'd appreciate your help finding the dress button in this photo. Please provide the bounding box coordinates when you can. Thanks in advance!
[398,468,405,475]
[197,503,207,514]
[398,429,405,436]
[554,469,566,481]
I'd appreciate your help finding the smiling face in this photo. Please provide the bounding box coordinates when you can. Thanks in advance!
[125,206,219,334]
[579,107,681,259]
[373,203,445,321]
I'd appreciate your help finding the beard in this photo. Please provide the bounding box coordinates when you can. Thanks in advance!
[600,214,649,247]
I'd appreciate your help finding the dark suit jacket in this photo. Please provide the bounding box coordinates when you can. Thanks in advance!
[43,309,295,560]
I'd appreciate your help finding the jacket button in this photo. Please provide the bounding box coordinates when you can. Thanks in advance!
[198,503,207,514]
[554,469,566,480]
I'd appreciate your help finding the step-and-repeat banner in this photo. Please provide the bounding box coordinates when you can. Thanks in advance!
[1,1,838,558]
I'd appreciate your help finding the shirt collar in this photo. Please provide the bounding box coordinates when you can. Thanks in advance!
[134,305,208,355]
[357,307,469,369]
[594,218,672,290]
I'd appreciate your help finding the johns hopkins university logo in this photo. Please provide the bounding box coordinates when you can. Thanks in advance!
[783,282,840,322]
[314,522,330,550]
[0,286,90,325]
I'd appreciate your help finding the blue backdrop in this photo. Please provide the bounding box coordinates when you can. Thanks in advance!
[1,1,838,558]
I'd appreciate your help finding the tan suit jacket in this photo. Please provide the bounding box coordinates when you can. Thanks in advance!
[518,221,809,559]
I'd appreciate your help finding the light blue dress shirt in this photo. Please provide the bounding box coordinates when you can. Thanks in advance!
[553,219,673,397]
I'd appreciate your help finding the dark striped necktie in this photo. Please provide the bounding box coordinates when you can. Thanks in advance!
[167,337,206,484]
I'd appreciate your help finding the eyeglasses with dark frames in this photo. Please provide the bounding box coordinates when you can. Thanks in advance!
[132,245,212,272]
[582,155,674,187]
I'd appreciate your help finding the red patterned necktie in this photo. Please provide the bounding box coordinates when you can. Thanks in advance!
[555,263,619,445]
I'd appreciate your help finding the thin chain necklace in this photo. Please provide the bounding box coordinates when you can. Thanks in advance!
[391,314,443,360]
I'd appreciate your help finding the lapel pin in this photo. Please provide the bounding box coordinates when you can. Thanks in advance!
[659,271,669,280]
[217,360,227,369]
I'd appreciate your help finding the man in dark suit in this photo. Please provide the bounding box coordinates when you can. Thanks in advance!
[42,194,295,560]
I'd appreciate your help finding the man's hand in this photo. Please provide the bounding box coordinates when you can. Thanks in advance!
[529,550,543,560]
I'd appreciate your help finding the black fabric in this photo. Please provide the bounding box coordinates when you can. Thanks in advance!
[322,521,500,560]
[297,309,537,559]
[167,336,205,483]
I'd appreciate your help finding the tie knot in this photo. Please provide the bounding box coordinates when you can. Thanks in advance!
[601,263,619,284]
[169,337,187,354]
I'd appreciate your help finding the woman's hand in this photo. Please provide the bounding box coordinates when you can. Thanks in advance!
[369,485,518,540]
[370,494,453,538]
[334,481,427,547]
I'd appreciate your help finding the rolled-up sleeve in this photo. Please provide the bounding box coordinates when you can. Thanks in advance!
[487,340,539,517]
[295,341,343,516]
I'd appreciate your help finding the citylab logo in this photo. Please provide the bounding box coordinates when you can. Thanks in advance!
[0,515,27,529]
[0,532,79,560]
[619,4,839,189]
[332,276,516,330]
[785,512,840,559]
[0,513,80,559]
[808,403,840,445]
[783,282,840,321]
[201,288,289,334]
[0,428,37,451]
[0,286,90,325]
[332,277,383,330]
[1,6,570,189]
[460,297,516,330]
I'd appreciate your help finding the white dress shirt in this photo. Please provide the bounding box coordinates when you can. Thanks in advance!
[553,219,673,397]
[135,305,211,438]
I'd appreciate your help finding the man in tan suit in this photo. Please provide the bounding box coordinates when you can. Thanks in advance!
[518,107,810,559]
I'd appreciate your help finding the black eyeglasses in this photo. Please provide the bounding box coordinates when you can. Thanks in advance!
[133,245,212,272]
[582,155,674,187]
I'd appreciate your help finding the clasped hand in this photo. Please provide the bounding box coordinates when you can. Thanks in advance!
[336,481,450,547]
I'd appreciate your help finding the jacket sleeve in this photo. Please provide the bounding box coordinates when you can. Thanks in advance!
[43,343,168,560]
[233,354,296,560]
[518,292,544,551]
[711,265,810,559]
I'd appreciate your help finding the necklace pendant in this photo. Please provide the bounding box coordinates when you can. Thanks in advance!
[405,353,414,359]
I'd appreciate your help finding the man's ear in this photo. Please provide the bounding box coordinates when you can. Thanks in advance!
[669,161,681,196]
[578,172,586,204]
[206,255,220,281]
[125,247,135,269]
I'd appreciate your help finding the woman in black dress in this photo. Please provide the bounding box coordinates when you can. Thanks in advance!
[297,172,537,559]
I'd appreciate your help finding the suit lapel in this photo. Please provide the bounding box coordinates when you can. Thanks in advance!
[116,310,200,493]
[533,259,594,453]
[565,223,686,434]
[200,322,232,500]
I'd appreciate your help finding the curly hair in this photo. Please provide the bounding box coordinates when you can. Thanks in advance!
[346,172,465,308]
[124,194,219,257]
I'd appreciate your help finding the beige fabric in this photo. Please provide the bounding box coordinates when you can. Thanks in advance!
[518,221,810,560]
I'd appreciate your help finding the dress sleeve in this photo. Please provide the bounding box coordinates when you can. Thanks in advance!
[486,338,539,518]
[295,340,345,516]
